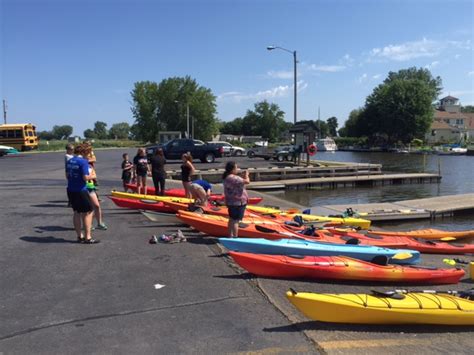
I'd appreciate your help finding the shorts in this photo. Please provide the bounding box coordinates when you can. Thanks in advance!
[122,172,132,183]
[68,190,93,213]
[227,205,247,221]
[189,184,208,205]
[136,171,148,177]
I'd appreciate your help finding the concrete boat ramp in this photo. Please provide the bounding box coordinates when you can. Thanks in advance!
[308,193,474,222]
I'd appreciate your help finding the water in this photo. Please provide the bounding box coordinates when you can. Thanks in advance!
[268,151,474,230]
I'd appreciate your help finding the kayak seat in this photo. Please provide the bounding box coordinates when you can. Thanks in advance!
[344,238,361,245]
[370,255,390,266]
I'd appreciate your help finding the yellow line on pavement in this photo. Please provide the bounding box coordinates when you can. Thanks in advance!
[319,337,432,350]
[234,345,314,354]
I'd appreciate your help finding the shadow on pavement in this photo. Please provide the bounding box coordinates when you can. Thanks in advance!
[214,273,254,280]
[35,226,75,232]
[263,321,474,333]
[31,204,66,208]
[186,237,218,245]
[20,236,78,244]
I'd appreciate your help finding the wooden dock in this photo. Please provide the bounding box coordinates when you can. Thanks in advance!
[307,193,474,222]
[246,173,441,191]
[166,163,382,183]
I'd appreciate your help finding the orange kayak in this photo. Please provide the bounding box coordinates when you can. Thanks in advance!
[175,211,407,248]
[368,228,474,240]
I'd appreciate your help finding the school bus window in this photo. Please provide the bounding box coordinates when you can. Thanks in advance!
[0,130,5,138]
[15,129,23,138]
[28,131,33,136]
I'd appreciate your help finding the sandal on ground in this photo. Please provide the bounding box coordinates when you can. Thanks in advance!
[77,235,85,243]
[84,238,100,244]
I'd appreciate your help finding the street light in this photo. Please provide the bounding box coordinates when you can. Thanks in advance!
[267,45,297,124]
[174,100,190,138]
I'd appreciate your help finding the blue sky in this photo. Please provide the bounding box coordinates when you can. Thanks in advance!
[2,0,473,136]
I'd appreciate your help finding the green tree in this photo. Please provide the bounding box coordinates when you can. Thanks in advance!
[338,108,365,137]
[461,105,474,113]
[83,129,97,139]
[130,76,219,142]
[109,122,131,139]
[241,101,286,142]
[37,130,54,140]
[221,117,243,134]
[314,120,329,138]
[362,67,442,144]
[51,125,73,140]
[326,117,338,137]
[93,121,108,139]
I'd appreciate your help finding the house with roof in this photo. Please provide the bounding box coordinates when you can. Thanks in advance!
[425,96,474,143]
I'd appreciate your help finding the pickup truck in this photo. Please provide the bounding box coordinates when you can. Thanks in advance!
[146,139,224,163]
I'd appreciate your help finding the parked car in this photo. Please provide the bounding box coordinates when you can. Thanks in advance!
[146,139,224,163]
[207,141,246,156]
[247,144,297,161]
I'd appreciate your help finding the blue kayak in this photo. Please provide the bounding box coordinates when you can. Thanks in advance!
[219,238,420,265]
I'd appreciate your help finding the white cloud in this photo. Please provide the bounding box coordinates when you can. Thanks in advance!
[266,70,294,79]
[217,81,308,103]
[468,71,474,76]
[368,38,472,62]
[369,38,440,61]
[454,54,461,59]
[425,61,440,70]
[358,73,368,83]
[308,64,346,72]
[372,74,382,80]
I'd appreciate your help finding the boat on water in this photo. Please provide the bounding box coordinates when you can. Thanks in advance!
[315,138,337,152]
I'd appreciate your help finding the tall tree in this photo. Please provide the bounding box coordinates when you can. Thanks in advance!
[326,117,338,137]
[109,122,131,139]
[241,101,286,142]
[221,117,243,135]
[51,125,73,140]
[338,108,365,137]
[362,67,442,144]
[84,129,97,139]
[130,76,219,142]
[93,121,108,139]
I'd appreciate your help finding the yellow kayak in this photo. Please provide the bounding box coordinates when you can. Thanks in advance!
[286,289,474,325]
[111,191,194,204]
[247,205,371,229]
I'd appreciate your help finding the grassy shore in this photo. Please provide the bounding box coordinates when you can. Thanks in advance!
[37,139,142,152]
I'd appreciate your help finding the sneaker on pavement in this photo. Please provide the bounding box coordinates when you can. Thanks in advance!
[96,223,108,230]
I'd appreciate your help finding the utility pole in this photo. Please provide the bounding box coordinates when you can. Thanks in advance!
[3,99,7,124]
[186,104,190,138]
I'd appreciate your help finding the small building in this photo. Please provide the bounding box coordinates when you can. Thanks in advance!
[289,121,319,152]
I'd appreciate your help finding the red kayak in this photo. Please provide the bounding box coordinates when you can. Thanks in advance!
[228,252,465,285]
[108,196,175,213]
[327,228,474,255]
[125,183,263,205]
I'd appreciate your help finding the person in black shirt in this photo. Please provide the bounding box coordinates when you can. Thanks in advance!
[133,148,149,195]
[121,153,133,192]
[150,148,166,196]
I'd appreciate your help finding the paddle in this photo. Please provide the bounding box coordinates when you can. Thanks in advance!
[139,199,159,204]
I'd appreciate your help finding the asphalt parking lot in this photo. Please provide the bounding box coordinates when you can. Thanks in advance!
[1,149,473,354]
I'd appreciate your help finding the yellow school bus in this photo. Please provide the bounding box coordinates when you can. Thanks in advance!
[0,123,39,151]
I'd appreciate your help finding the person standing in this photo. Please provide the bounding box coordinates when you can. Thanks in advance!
[66,144,99,244]
[181,153,195,198]
[133,148,149,195]
[65,143,75,207]
[223,161,250,238]
[121,153,133,192]
[150,148,167,196]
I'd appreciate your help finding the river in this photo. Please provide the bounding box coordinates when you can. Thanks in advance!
[266,151,474,230]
